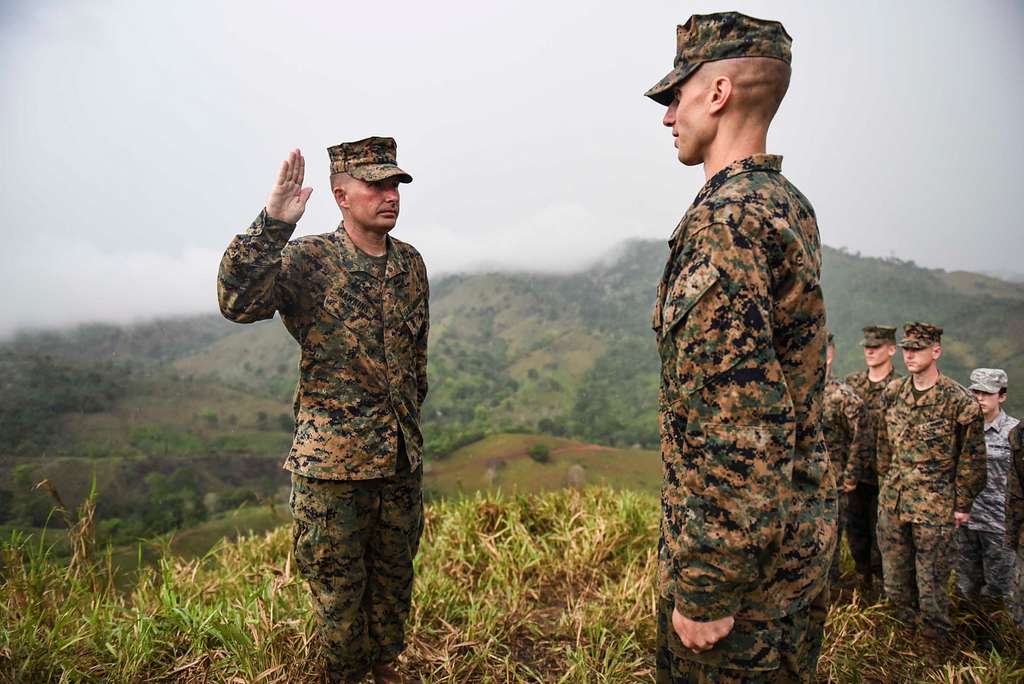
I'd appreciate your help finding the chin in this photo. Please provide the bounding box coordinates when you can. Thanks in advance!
[677,150,703,166]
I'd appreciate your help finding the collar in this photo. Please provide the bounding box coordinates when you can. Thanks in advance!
[690,154,783,210]
[985,410,1008,433]
[898,373,944,408]
[336,223,407,278]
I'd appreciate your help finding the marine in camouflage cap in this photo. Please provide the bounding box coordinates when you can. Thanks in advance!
[844,324,901,592]
[218,145,427,683]
[328,136,413,184]
[860,325,897,347]
[876,325,986,640]
[898,321,942,350]
[645,12,792,106]
[647,11,834,680]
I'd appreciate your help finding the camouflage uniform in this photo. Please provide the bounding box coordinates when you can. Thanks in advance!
[956,368,1018,602]
[647,14,836,681]
[218,137,428,682]
[1006,423,1024,627]
[844,325,901,586]
[875,323,986,635]
[822,368,866,582]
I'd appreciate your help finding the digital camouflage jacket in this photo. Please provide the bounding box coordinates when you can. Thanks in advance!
[844,368,902,486]
[652,154,836,623]
[218,209,429,480]
[1007,423,1024,551]
[876,374,986,523]
[823,376,867,491]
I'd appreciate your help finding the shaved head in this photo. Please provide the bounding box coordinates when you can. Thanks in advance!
[694,57,791,126]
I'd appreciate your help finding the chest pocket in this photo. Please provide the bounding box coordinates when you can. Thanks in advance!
[915,417,951,443]
[323,287,376,337]
[402,294,426,338]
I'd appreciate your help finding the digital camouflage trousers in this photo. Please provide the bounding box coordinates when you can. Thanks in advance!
[877,503,957,634]
[845,483,882,581]
[290,454,424,684]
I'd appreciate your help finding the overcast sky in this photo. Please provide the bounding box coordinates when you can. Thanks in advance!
[2,0,1022,336]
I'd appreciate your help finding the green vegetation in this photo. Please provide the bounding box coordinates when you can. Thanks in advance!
[3,488,1021,682]
[527,443,550,463]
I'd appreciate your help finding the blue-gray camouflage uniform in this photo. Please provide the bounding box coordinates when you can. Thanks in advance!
[957,409,1019,600]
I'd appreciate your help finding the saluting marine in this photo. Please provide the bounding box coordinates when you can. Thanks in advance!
[876,322,986,644]
[218,139,428,684]
[845,324,901,592]
[646,12,836,682]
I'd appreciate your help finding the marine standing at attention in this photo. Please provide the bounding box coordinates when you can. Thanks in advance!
[822,332,867,583]
[218,139,428,684]
[1006,422,1024,627]
[646,12,836,682]
[845,325,901,593]
[875,323,985,646]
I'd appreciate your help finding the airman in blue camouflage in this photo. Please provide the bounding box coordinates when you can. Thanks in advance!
[647,12,836,682]
[218,138,427,683]
[956,369,1018,608]
[876,323,986,642]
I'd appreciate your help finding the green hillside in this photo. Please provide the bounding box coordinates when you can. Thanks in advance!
[3,240,1023,555]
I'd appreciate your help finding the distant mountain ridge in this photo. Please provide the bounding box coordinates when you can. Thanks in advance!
[4,241,1024,459]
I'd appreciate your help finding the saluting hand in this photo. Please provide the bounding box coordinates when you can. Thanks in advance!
[265,149,313,224]
[672,608,735,654]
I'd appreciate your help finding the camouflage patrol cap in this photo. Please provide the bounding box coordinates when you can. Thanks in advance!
[644,12,792,106]
[860,325,897,347]
[898,322,943,350]
[968,368,1008,394]
[327,136,412,184]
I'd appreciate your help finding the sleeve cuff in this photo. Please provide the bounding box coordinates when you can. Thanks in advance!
[671,581,742,622]
[244,207,298,239]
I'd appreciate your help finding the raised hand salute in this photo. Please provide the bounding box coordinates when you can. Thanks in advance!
[265,148,313,224]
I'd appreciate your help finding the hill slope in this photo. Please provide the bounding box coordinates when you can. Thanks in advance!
[3,488,1021,682]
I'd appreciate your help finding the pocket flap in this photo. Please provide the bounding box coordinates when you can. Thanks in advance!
[662,261,721,334]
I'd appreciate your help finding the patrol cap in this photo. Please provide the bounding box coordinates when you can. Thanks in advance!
[860,325,897,347]
[644,12,792,106]
[898,322,943,350]
[327,136,412,184]
[968,368,1008,394]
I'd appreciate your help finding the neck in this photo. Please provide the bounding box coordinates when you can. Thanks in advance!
[702,125,768,181]
[912,364,939,391]
[984,408,1000,424]
[345,222,388,257]
[867,361,892,383]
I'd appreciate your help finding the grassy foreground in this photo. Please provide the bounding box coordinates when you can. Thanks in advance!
[2,489,1023,683]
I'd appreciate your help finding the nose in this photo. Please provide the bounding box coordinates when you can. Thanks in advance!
[662,104,675,128]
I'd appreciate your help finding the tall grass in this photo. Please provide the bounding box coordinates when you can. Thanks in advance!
[2,487,1022,682]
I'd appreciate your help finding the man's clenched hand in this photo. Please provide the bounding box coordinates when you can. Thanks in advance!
[672,608,735,654]
[266,149,313,224]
